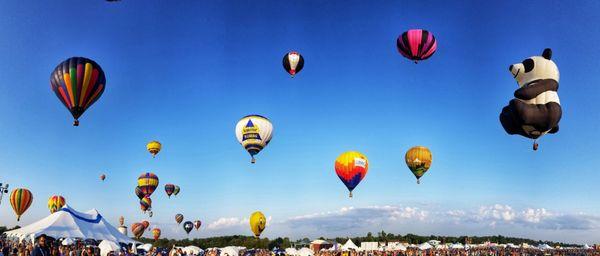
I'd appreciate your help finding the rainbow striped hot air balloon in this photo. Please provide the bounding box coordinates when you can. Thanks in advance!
[140,196,152,212]
[137,172,159,198]
[47,195,65,214]
[50,57,106,126]
[396,29,437,64]
[335,151,369,198]
[10,188,33,221]
[152,228,161,241]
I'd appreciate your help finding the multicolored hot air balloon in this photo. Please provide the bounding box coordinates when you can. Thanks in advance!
[9,188,33,221]
[249,211,266,238]
[235,115,273,164]
[405,146,433,184]
[165,184,175,197]
[131,223,145,239]
[50,57,106,126]
[141,220,150,229]
[183,221,194,235]
[140,196,152,212]
[47,195,65,214]
[194,220,202,230]
[282,51,304,78]
[137,172,159,197]
[335,151,369,198]
[100,174,106,181]
[175,214,184,224]
[152,228,161,241]
[146,141,162,158]
[173,185,180,196]
[119,216,125,226]
[396,29,437,64]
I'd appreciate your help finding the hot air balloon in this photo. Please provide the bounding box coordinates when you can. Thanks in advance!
[141,220,150,229]
[152,228,161,241]
[140,196,152,212]
[500,48,561,151]
[165,184,175,197]
[137,172,159,197]
[173,185,180,196]
[235,115,273,164]
[335,151,369,198]
[183,221,194,235]
[131,223,145,239]
[47,195,65,214]
[194,220,202,230]
[100,174,106,181]
[50,57,106,126]
[119,216,125,226]
[405,146,433,184]
[146,141,162,158]
[249,211,266,238]
[282,51,304,78]
[396,29,437,64]
[9,188,33,221]
[175,214,184,224]
[134,186,144,200]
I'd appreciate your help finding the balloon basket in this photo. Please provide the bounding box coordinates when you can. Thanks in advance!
[533,141,539,151]
[73,120,79,126]
[349,191,353,198]
[417,179,421,184]
[251,157,256,164]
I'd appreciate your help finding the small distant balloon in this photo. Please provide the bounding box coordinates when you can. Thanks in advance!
[183,221,194,234]
[173,185,180,196]
[119,216,125,226]
[140,196,152,212]
[194,220,202,230]
[10,188,33,221]
[249,211,266,238]
[335,151,369,198]
[47,195,65,214]
[141,220,150,229]
[175,214,184,224]
[396,29,437,63]
[146,141,162,158]
[282,51,304,78]
[152,228,161,241]
[165,184,175,197]
[100,174,106,181]
[405,146,433,184]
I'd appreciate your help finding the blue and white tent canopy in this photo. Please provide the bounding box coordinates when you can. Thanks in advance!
[3,205,135,244]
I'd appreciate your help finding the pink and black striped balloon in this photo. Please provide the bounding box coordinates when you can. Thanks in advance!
[396,29,437,63]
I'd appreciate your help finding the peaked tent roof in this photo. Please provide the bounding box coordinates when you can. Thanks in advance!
[3,205,135,244]
[342,239,359,251]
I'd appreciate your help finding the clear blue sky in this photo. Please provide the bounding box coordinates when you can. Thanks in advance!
[1,0,600,244]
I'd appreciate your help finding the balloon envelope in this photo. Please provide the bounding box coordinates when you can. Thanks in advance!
[165,184,175,197]
[235,115,273,163]
[135,186,144,200]
[335,151,369,197]
[282,51,304,77]
[131,223,145,239]
[152,228,161,241]
[10,188,33,221]
[146,141,162,158]
[47,195,65,214]
[50,57,106,126]
[396,29,437,63]
[194,220,202,230]
[405,146,432,184]
[137,172,159,197]
[175,214,184,224]
[249,211,266,238]
[140,196,152,212]
[183,221,194,234]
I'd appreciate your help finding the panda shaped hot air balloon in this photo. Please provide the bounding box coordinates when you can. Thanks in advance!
[500,48,561,150]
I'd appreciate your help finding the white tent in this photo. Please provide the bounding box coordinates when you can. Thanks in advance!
[221,246,240,256]
[137,244,153,252]
[183,246,203,255]
[61,238,75,246]
[388,244,407,251]
[450,243,465,249]
[342,239,359,251]
[285,248,298,256]
[298,248,314,256]
[99,240,122,256]
[4,205,135,244]
[538,244,553,251]
[418,243,433,250]
[583,244,592,250]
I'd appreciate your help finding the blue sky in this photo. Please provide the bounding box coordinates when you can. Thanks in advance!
[1,0,600,244]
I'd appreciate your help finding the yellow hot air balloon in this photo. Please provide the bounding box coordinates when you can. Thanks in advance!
[146,141,162,158]
[235,115,273,164]
[47,195,66,214]
[405,146,432,184]
[249,211,266,238]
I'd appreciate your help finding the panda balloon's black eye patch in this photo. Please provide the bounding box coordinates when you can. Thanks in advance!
[523,58,534,73]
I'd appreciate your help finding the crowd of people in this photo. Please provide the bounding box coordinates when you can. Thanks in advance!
[2,235,600,256]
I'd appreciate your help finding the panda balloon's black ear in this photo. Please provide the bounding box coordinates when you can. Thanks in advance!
[542,48,552,60]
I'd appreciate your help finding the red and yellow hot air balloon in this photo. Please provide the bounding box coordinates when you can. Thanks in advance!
[47,195,65,214]
[10,188,33,221]
[50,57,106,126]
[141,220,150,229]
[335,151,369,198]
[146,141,162,158]
[396,29,437,64]
[137,172,159,197]
[405,146,433,184]
[152,228,161,241]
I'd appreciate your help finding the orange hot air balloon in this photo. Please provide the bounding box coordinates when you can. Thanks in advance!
[131,223,145,239]
[405,146,433,184]
[152,228,161,241]
[141,220,150,229]
[47,195,66,214]
[334,151,369,198]
[10,188,33,221]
